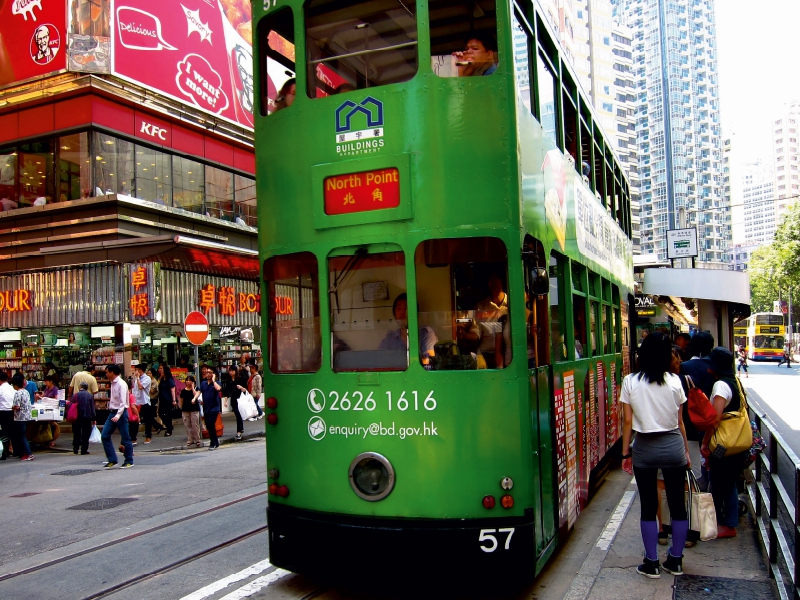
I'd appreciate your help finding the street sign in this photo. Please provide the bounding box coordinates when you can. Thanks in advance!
[666,228,699,260]
[184,311,209,345]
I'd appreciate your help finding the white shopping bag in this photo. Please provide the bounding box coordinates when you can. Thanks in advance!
[88,425,102,444]
[237,392,258,421]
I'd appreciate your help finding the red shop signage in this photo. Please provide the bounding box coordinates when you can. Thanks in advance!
[324,168,400,215]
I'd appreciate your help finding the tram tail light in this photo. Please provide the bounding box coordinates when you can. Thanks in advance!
[500,495,514,509]
[268,483,278,495]
[266,397,278,409]
[267,413,278,425]
[277,485,290,498]
[482,495,496,509]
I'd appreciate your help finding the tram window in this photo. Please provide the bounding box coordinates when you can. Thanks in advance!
[571,262,584,292]
[537,53,557,146]
[573,295,586,359]
[264,252,322,373]
[329,249,407,372]
[549,253,567,363]
[512,10,532,109]
[580,121,592,187]
[258,7,296,115]
[589,301,599,356]
[414,238,509,370]
[305,0,418,97]
[430,0,498,78]
[602,305,610,355]
[523,235,550,367]
[563,95,578,166]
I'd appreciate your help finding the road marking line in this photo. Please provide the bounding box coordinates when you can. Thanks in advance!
[179,559,274,600]
[217,569,292,600]
[596,490,636,550]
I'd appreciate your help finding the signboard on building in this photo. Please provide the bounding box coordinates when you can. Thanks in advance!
[110,0,254,129]
[0,0,68,88]
[774,300,788,315]
[635,294,658,318]
[666,228,699,259]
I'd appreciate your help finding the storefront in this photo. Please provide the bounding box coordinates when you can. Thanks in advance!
[0,253,261,415]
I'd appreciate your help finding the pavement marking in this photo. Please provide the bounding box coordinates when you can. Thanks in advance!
[217,568,292,600]
[595,490,636,551]
[179,559,275,600]
[563,488,637,600]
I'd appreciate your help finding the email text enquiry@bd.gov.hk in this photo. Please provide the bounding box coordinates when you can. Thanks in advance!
[307,418,439,441]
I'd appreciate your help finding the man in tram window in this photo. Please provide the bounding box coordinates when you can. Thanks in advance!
[378,293,438,366]
[458,271,508,368]
[452,34,498,77]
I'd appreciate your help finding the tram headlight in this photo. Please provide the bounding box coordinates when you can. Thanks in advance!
[348,452,395,501]
[500,477,514,490]
[268,469,280,479]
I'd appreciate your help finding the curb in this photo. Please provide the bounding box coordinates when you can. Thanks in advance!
[150,430,266,453]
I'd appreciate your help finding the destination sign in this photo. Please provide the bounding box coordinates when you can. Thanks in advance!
[758,326,782,334]
[324,168,400,215]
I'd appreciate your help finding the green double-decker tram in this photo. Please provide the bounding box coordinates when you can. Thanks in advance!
[254,0,634,578]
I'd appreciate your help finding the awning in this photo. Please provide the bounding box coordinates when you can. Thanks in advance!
[38,235,259,279]
[643,268,750,305]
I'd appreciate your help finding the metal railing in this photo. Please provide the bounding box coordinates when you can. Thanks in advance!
[748,400,800,600]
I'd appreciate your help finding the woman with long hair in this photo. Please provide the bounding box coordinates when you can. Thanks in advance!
[157,363,176,437]
[621,332,691,578]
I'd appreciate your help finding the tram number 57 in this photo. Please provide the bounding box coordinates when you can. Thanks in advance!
[478,528,515,553]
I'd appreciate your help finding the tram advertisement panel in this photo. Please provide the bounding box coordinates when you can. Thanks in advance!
[111,0,254,128]
[555,370,579,530]
[0,0,67,87]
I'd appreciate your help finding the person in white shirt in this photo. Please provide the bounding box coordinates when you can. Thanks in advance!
[130,364,153,444]
[0,371,15,460]
[621,332,691,579]
[100,365,134,469]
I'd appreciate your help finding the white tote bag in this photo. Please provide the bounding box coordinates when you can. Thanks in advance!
[688,471,717,541]
[237,392,258,421]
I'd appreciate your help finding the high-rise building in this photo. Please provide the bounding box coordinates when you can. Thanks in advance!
[772,101,800,218]
[612,0,729,265]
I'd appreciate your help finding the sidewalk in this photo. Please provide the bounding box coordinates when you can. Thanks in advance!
[28,410,266,456]
[566,474,777,600]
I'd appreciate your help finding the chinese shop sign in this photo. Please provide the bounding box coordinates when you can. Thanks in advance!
[128,264,157,320]
[0,289,32,312]
[324,168,400,215]
[198,284,260,316]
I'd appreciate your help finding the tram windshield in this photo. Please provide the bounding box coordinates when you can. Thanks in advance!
[329,248,408,371]
[305,0,418,97]
[414,237,510,370]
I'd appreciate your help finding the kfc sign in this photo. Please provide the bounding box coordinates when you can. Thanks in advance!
[0,0,67,88]
[134,112,171,145]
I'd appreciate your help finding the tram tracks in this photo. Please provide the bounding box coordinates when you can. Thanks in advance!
[0,489,268,585]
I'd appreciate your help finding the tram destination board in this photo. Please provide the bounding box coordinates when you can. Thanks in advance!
[324,168,400,215]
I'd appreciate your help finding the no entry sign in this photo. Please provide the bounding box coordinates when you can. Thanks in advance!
[184,311,210,345]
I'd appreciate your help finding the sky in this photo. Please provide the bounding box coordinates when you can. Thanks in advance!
[716,0,800,166]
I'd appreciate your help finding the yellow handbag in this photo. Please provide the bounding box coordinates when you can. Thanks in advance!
[709,379,753,457]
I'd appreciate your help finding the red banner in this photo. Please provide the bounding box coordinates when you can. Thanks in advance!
[112,0,254,128]
[0,0,67,87]
[324,168,400,215]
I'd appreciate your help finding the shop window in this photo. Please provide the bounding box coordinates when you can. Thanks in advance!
[537,53,557,146]
[264,252,322,373]
[135,144,172,205]
[235,174,257,225]
[430,0,497,78]
[204,165,233,220]
[18,139,54,207]
[58,133,90,202]
[306,0,418,96]
[549,252,567,363]
[258,7,296,115]
[0,148,16,210]
[414,237,509,370]
[93,132,134,197]
[171,157,203,214]
[329,248,407,371]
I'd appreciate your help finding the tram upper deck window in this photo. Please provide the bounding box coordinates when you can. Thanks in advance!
[414,238,510,370]
[264,253,322,373]
[329,249,408,372]
[305,0,418,97]
[430,0,498,78]
[258,8,296,115]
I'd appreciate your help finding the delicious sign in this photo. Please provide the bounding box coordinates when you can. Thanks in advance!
[324,168,400,215]
[0,0,67,88]
[111,0,254,128]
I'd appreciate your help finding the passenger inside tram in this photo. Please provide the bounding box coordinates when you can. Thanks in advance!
[451,35,498,77]
[378,293,439,367]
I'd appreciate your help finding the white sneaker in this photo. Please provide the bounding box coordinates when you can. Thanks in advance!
[257,414,264,420]
[248,418,256,422]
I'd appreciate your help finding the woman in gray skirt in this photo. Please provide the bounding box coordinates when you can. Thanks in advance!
[621,331,691,578]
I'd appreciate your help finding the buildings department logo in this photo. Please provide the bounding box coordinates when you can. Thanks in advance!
[334,96,385,157]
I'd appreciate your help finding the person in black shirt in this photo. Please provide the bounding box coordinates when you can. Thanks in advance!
[180,375,202,448]
[199,369,222,450]
[223,366,248,440]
